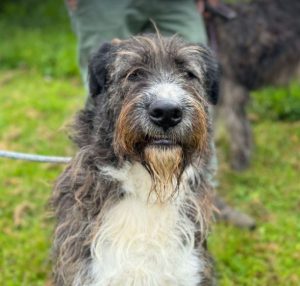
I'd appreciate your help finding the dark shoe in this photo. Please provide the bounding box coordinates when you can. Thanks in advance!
[213,195,256,230]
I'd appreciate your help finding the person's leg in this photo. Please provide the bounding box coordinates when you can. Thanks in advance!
[66,0,136,84]
[150,0,207,44]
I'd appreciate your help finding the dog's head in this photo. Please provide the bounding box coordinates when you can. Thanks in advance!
[86,35,218,197]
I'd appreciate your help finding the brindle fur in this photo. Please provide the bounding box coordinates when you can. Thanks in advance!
[213,0,300,170]
[52,35,218,285]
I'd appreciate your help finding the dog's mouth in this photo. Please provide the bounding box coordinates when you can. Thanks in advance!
[145,135,180,148]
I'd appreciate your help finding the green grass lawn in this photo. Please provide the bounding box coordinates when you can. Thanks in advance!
[0,1,299,285]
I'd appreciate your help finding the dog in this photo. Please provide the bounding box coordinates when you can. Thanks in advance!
[52,34,219,286]
[212,0,300,170]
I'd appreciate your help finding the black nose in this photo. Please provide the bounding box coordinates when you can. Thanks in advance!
[149,100,183,130]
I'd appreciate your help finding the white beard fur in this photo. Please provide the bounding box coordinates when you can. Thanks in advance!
[75,162,204,286]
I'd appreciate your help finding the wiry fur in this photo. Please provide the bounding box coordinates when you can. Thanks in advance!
[213,0,300,170]
[52,35,218,286]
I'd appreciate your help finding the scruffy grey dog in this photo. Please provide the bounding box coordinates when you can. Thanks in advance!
[213,0,300,170]
[52,35,219,286]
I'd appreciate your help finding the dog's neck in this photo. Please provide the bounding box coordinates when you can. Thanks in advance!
[100,162,154,202]
[100,160,184,203]
[82,161,205,286]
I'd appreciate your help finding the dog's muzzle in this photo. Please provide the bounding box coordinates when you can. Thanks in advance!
[114,82,208,158]
[146,98,184,148]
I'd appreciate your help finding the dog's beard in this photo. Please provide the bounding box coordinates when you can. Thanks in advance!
[114,96,208,202]
[143,145,183,203]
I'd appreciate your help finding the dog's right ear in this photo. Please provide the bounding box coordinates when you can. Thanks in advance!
[88,42,114,98]
[200,45,219,105]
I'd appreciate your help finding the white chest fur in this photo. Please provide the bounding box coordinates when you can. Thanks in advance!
[83,163,203,286]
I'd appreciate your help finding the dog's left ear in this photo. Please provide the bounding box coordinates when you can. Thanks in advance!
[88,42,115,98]
[201,46,219,105]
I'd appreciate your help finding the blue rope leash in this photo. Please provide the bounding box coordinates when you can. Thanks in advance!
[0,150,71,164]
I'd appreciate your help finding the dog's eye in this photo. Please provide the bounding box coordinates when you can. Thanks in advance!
[127,70,145,82]
[183,70,198,80]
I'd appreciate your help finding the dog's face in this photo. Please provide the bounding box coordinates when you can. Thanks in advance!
[88,35,218,197]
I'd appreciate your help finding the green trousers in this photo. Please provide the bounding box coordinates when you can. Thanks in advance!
[67,0,207,83]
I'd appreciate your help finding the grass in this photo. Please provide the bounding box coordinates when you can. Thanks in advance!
[212,121,300,285]
[0,71,84,285]
[0,1,299,285]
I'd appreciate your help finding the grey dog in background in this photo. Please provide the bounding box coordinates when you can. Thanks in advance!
[213,0,300,170]
[52,35,218,286]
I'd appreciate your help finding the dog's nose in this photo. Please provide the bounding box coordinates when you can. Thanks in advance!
[149,100,183,130]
